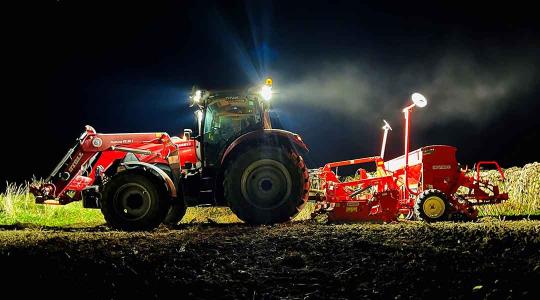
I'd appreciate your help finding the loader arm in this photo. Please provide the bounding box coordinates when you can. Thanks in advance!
[30,125,173,204]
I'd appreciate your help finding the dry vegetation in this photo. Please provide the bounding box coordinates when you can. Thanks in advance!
[1,163,538,227]
[475,162,540,216]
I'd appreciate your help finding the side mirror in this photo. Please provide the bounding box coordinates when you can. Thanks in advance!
[411,93,428,108]
[184,129,193,140]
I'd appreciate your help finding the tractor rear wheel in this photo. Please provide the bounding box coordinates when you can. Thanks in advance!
[224,146,308,224]
[101,172,169,231]
[414,189,450,222]
[163,202,187,226]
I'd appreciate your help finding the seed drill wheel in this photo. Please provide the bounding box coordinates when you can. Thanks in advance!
[414,189,450,222]
[224,146,308,224]
[101,172,169,231]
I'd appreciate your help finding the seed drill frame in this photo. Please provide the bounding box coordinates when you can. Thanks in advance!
[309,94,508,222]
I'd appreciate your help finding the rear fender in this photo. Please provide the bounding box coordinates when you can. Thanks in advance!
[121,161,177,198]
[220,129,308,166]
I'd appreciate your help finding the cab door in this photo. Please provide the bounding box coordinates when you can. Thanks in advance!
[202,99,263,168]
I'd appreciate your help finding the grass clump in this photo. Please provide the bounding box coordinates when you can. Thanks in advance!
[1,163,538,227]
[0,183,104,227]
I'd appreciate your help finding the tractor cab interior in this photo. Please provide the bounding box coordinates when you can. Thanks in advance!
[203,98,263,166]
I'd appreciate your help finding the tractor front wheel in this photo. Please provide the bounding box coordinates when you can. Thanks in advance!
[163,202,187,226]
[224,146,308,224]
[414,189,450,222]
[101,172,169,231]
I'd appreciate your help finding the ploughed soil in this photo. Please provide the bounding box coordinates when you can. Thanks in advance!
[0,220,539,299]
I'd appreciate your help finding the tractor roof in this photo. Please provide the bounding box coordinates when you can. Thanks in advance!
[203,88,262,106]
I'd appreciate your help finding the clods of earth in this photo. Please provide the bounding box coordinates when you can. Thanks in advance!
[0,219,539,299]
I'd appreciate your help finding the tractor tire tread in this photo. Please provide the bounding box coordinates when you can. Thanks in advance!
[101,172,169,231]
[224,145,308,224]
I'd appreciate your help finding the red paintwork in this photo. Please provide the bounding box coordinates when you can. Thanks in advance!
[327,190,400,222]
[66,175,93,191]
[176,138,198,167]
[312,100,508,222]
[30,127,301,206]
[220,129,308,164]
[313,145,508,222]
[30,125,199,204]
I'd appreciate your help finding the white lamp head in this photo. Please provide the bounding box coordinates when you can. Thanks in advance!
[411,92,428,108]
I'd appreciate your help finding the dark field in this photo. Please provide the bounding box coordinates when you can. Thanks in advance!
[0,220,539,299]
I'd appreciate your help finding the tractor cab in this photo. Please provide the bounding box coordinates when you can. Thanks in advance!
[199,93,270,167]
[190,83,273,168]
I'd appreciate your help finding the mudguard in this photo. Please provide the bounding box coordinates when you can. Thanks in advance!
[220,129,308,166]
[121,161,177,198]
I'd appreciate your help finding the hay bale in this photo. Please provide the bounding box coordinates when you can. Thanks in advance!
[476,162,540,216]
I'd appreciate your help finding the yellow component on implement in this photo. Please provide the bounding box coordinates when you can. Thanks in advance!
[423,196,446,218]
[265,77,273,87]
[346,207,358,213]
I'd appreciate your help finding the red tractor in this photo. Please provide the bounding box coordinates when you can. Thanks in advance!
[31,79,310,230]
[309,93,508,222]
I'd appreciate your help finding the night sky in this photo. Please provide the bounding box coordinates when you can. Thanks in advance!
[2,1,539,187]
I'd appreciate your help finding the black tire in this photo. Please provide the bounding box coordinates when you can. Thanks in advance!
[224,146,308,224]
[101,172,169,231]
[163,202,187,226]
[414,189,450,222]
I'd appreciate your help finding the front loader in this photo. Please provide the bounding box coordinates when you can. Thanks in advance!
[31,79,310,230]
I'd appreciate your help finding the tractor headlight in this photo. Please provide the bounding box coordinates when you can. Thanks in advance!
[192,90,202,103]
[260,85,272,101]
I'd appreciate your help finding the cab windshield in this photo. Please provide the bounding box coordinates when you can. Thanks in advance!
[203,98,263,164]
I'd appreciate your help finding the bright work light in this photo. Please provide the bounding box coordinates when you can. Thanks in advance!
[411,93,427,108]
[193,90,202,103]
[260,85,272,101]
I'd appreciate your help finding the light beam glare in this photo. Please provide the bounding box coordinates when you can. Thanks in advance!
[210,7,261,84]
